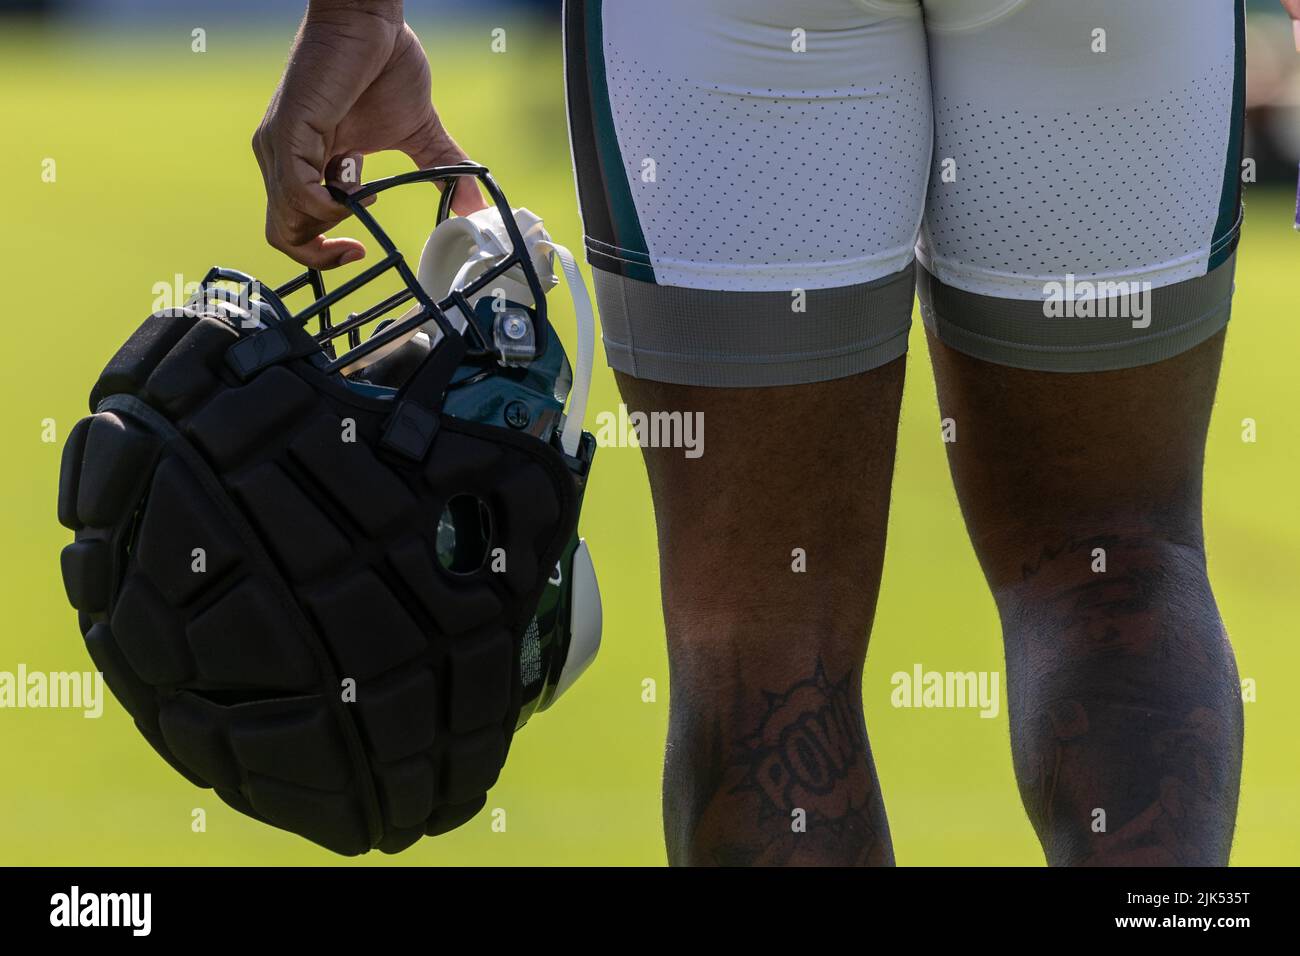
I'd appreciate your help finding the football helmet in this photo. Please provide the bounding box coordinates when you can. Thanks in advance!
[56,165,599,854]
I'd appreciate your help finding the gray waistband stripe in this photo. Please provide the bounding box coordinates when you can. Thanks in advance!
[917,254,1237,373]
[595,264,916,388]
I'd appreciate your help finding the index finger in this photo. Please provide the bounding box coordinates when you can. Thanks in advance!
[260,152,366,269]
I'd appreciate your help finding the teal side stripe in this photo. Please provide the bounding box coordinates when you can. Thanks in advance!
[583,0,655,283]
[1210,0,1247,270]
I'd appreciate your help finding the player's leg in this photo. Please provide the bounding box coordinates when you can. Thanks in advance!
[619,365,905,865]
[564,0,930,864]
[926,330,1241,865]
[918,0,1247,864]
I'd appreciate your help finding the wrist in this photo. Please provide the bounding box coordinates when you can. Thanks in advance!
[307,0,403,24]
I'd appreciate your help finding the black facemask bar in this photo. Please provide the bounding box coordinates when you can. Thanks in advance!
[199,163,550,379]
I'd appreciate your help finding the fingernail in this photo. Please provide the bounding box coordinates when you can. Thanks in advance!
[340,250,364,266]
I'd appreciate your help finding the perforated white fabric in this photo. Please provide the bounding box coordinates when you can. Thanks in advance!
[916,0,1238,297]
[591,0,1238,299]
[599,0,931,291]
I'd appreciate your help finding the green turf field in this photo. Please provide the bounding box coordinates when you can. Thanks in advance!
[2,22,1297,866]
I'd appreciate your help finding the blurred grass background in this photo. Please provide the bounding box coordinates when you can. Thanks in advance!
[1,17,1297,866]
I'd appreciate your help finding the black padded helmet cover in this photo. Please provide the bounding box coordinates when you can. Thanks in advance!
[58,304,581,855]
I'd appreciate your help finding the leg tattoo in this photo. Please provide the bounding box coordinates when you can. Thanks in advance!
[667,658,893,866]
[1002,533,1243,866]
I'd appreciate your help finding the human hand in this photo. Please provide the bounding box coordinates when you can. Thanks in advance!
[252,0,486,269]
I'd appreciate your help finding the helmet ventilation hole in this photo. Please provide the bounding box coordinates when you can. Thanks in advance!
[436,494,493,574]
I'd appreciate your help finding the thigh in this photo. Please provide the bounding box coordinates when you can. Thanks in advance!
[615,358,906,667]
[564,0,930,387]
[927,327,1225,592]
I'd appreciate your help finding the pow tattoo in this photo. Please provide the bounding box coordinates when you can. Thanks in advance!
[724,660,888,862]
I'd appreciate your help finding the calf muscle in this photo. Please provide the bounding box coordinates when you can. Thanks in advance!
[998,531,1242,865]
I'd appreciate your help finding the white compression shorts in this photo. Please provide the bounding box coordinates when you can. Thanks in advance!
[564,0,1246,384]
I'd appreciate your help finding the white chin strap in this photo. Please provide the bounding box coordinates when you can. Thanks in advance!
[343,207,594,458]
[535,239,593,458]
